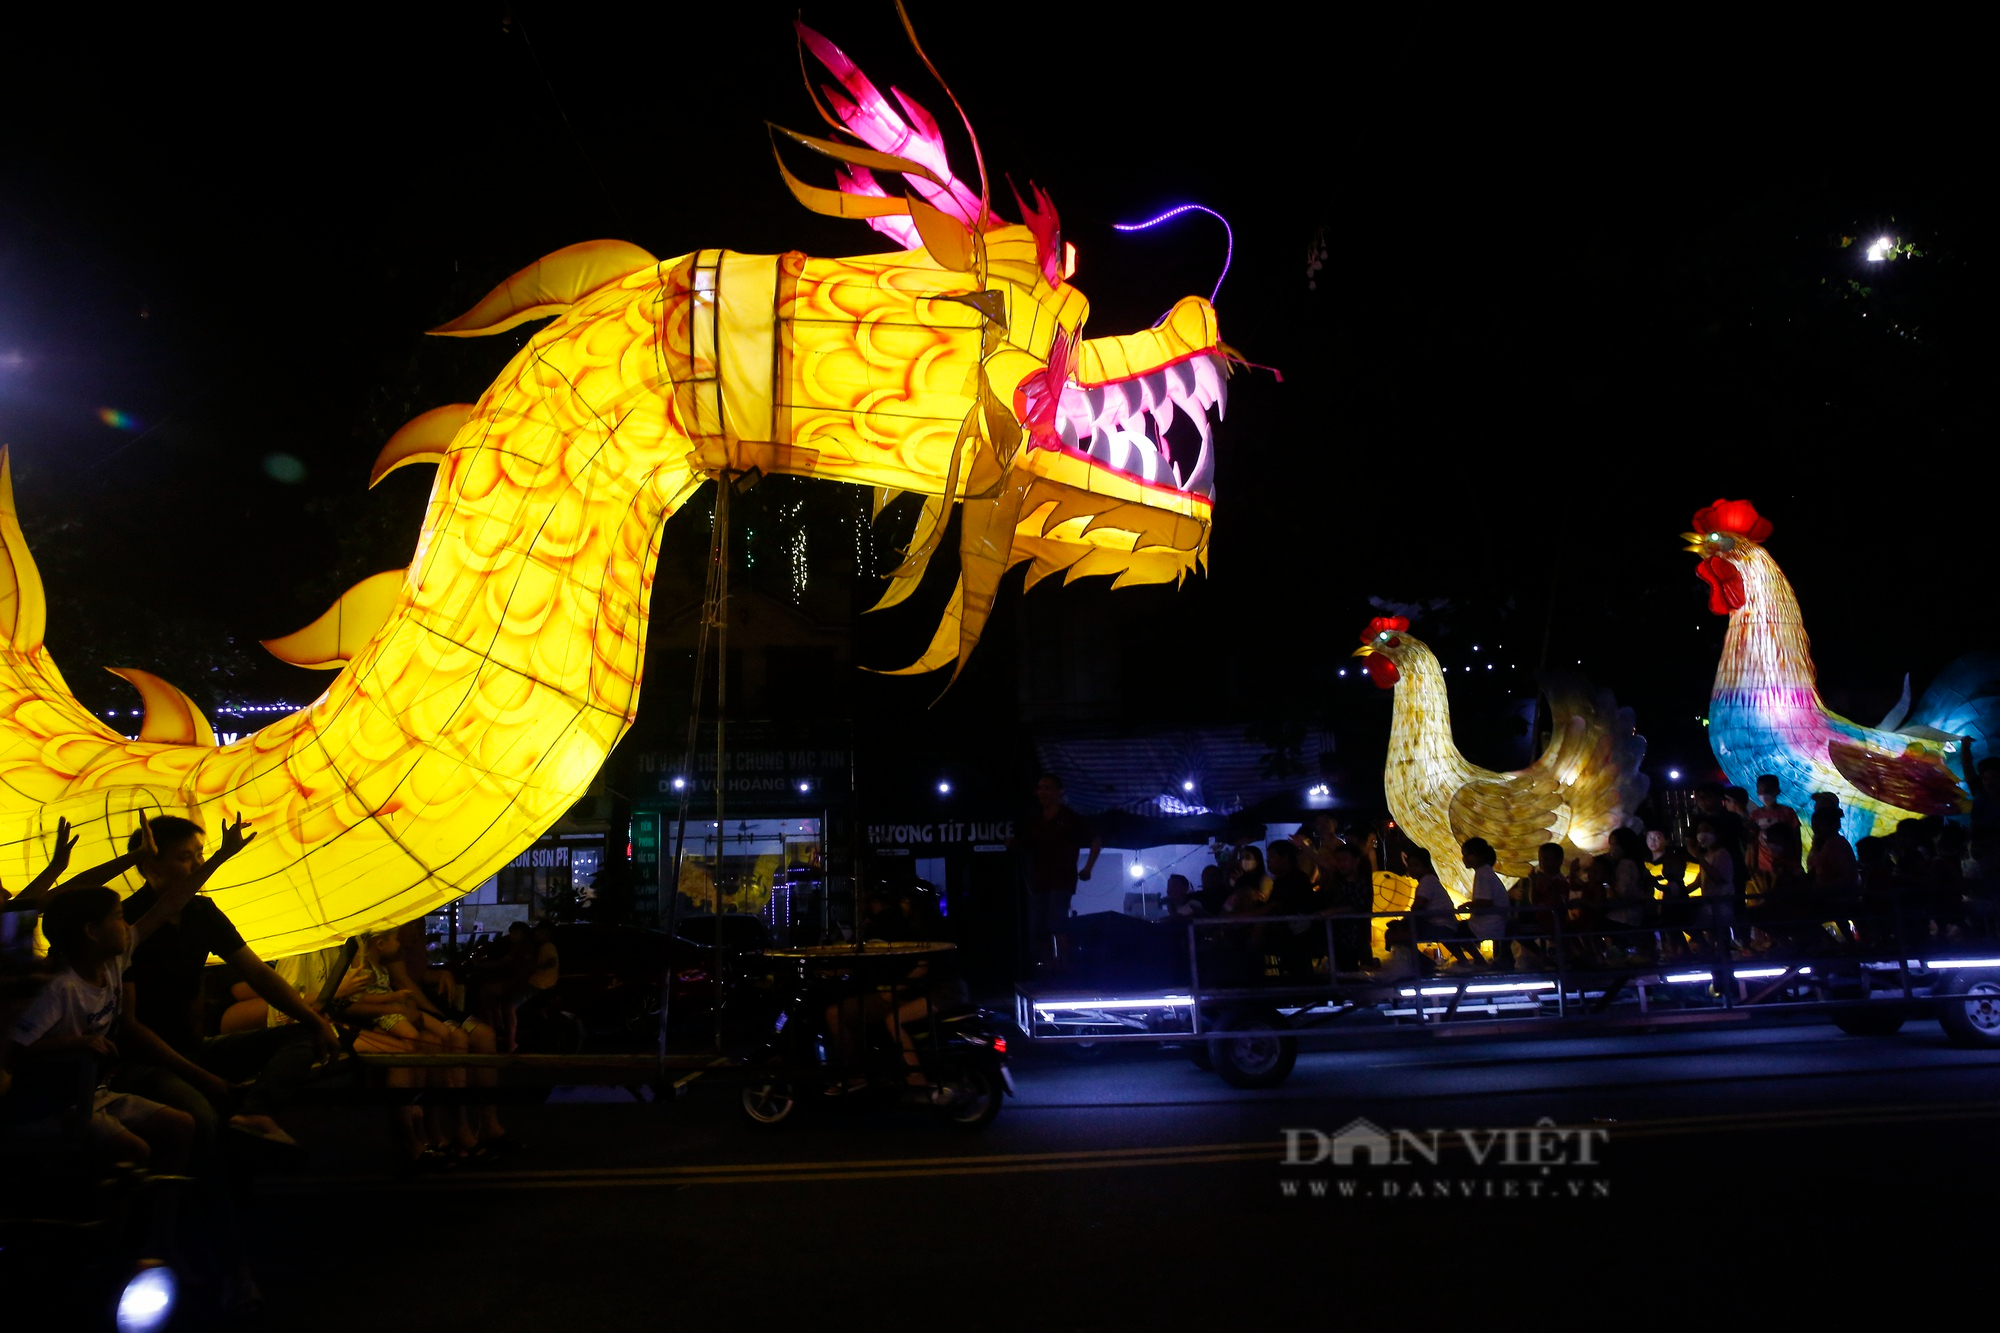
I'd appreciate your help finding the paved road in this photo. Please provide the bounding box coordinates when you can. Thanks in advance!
[254,1021,2000,1327]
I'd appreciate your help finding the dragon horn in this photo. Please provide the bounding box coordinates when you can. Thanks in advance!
[428,240,657,338]
[0,446,48,651]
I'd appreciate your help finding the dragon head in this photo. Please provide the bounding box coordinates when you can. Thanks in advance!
[1682,498,1773,615]
[774,18,1227,678]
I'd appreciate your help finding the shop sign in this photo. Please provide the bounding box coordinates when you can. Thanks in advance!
[866,820,1014,850]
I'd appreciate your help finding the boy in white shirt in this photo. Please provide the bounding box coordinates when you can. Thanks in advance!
[1,813,254,1167]
[2,885,193,1167]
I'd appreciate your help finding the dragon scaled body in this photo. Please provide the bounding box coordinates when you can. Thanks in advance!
[0,20,1226,956]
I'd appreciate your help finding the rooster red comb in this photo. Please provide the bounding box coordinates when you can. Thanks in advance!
[1360,615,1410,644]
[1691,499,1774,543]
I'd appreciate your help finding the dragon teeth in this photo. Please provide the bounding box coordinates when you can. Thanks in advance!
[1185,415,1214,497]
[1082,385,1107,433]
[1064,352,1226,491]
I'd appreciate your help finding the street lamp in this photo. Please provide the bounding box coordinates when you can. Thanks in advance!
[937,780,952,796]
[1865,236,1894,262]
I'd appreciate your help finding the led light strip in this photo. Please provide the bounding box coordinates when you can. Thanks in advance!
[1033,996,1194,1014]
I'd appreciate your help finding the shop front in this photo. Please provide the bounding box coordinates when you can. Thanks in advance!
[863,815,1019,987]
[630,720,853,943]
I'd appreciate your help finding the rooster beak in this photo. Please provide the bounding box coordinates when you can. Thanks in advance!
[1680,531,1706,554]
[1351,645,1375,658]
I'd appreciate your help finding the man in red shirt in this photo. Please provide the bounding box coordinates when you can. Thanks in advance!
[1015,774,1100,972]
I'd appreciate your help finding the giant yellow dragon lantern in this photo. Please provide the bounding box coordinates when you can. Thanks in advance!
[0,15,1230,956]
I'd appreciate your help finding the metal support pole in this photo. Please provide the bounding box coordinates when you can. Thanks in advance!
[711,481,730,1056]
[1188,921,1204,1038]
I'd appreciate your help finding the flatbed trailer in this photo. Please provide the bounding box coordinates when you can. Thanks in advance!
[1016,912,2000,1087]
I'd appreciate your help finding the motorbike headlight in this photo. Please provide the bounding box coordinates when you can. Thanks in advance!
[117,1264,178,1333]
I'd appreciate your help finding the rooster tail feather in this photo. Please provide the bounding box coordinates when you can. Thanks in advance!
[1902,650,2000,771]
[1532,670,1650,850]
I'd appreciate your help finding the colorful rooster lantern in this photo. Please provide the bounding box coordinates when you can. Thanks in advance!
[1354,619,1648,901]
[0,17,1230,956]
[1687,499,1973,841]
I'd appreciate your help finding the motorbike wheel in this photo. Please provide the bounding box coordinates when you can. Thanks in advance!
[1208,1014,1297,1089]
[931,1063,1003,1131]
[740,1069,802,1127]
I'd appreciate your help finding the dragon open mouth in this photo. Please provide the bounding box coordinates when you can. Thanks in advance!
[1049,352,1225,499]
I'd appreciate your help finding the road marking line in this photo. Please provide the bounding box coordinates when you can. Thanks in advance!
[272,1139,1278,1190]
[268,1147,1277,1193]
[261,1101,2000,1194]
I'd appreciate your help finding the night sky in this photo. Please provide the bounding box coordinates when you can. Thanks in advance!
[1,6,1985,806]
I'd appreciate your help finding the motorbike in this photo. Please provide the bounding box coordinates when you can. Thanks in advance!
[737,944,1013,1131]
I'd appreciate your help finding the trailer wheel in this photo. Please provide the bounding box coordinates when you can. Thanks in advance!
[1208,1015,1296,1089]
[1832,1009,1907,1037]
[1936,977,2000,1047]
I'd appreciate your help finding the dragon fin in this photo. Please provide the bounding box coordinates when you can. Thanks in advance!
[868,558,933,614]
[428,240,658,338]
[866,476,1030,683]
[105,668,217,747]
[0,446,48,651]
[867,496,947,613]
[262,570,406,669]
[769,131,916,224]
[887,495,947,578]
[868,580,965,677]
[371,405,472,487]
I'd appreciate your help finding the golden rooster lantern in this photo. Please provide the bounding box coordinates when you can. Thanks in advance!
[1354,616,1650,900]
[1688,498,1974,841]
[0,13,1230,957]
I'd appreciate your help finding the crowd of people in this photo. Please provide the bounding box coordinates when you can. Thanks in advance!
[1035,764,2000,984]
[0,813,563,1314]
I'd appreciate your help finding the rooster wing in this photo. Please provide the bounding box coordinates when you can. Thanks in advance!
[1826,738,1968,818]
[1447,773,1563,878]
[1446,671,1649,877]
